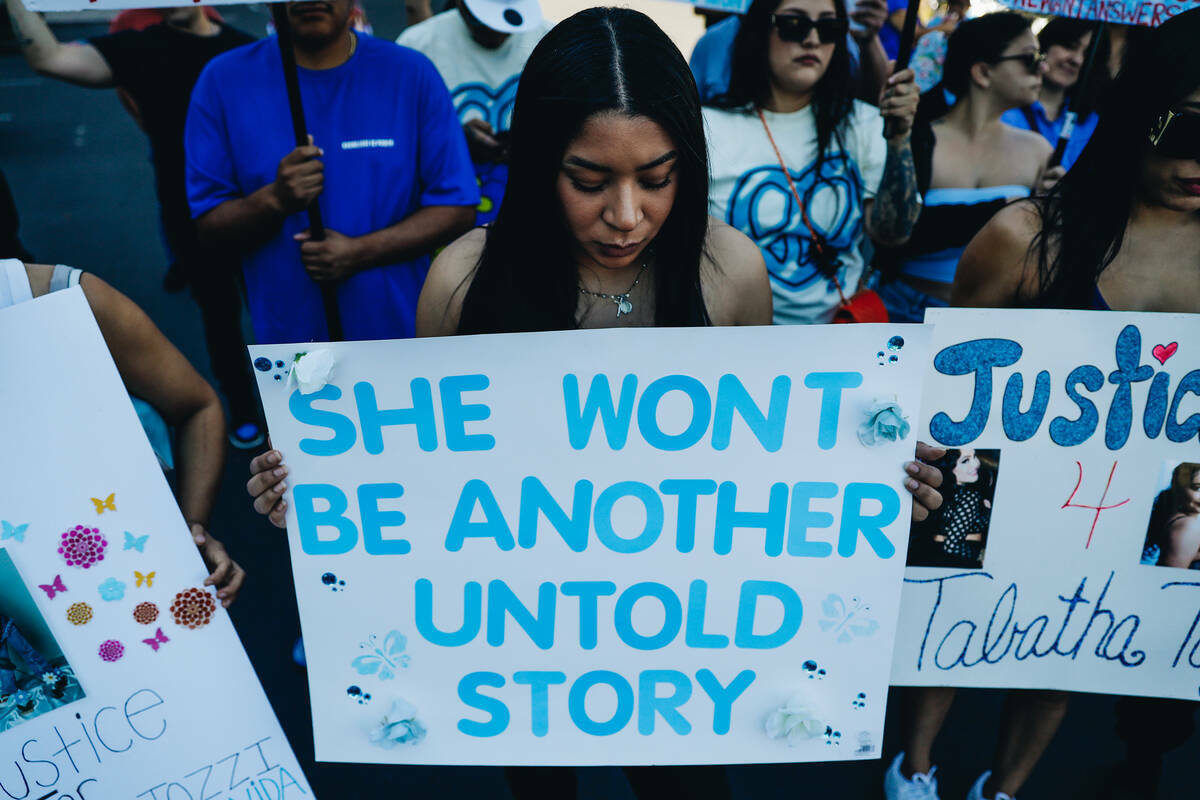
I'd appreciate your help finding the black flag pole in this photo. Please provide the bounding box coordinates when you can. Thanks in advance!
[1047,21,1106,168]
[883,0,922,140]
[270,2,344,342]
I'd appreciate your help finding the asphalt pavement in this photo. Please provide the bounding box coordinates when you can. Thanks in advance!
[1,4,1197,797]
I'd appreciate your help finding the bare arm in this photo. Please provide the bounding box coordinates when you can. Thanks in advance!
[75,271,245,605]
[701,220,773,326]
[414,227,485,337]
[5,0,112,86]
[847,0,891,106]
[864,137,921,247]
[863,67,921,247]
[951,201,1041,308]
[1162,517,1200,569]
[194,144,323,252]
[78,272,225,526]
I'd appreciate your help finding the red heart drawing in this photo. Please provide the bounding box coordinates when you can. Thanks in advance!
[1153,342,1178,365]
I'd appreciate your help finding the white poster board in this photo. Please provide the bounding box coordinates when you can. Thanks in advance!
[892,308,1200,700]
[0,289,313,799]
[253,323,931,765]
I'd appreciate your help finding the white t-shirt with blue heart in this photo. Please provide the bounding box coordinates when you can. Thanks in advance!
[705,101,887,325]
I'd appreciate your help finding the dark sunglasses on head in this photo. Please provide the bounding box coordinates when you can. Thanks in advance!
[990,50,1046,74]
[771,13,848,45]
[1150,110,1200,160]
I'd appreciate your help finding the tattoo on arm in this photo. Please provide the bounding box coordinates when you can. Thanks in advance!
[866,140,921,247]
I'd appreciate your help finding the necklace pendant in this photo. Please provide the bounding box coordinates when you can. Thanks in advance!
[616,297,633,317]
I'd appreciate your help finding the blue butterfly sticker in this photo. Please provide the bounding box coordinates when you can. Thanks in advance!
[818,594,879,644]
[351,631,410,681]
[1,521,28,542]
[123,531,149,553]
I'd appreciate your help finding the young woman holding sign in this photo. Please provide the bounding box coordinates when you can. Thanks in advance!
[887,10,1200,800]
[247,8,944,798]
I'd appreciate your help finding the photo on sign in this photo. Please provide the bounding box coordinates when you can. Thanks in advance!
[905,449,1001,570]
[1139,461,1200,569]
[0,548,85,727]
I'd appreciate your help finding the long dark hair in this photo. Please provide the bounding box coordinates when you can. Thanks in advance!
[1031,8,1200,307]
[456,7,711,334]
[915,12,1032,125]
[1037,17,1111,118]
[709,0,855,178]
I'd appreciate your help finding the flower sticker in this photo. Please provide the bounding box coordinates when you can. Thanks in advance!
[368,698,426,748]
[857,397,911,447]
[765,690,829,746]
[288,349,336,395]
[97,578,126,602]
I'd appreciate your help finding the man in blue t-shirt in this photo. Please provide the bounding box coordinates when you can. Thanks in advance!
[186,0,479,344]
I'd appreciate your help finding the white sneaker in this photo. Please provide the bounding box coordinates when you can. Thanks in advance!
[966,771,1015,800]
[885,752,940,800]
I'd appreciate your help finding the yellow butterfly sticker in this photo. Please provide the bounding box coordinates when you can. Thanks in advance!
[134,570,156,588]
[91,493,116,514]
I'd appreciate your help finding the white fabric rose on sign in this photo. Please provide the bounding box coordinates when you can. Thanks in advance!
[288,349,336,395]
[368,698,426,748]
[764,690,828,746]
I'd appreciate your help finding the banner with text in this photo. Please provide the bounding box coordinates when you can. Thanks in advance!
[892,308,1200,700]
[253,324,930,765]
[0,289,313,800]
[995,0,1197,26]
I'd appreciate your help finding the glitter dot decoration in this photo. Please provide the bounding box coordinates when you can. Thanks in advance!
[133,601,159,625]
[254,357,273,372]
[170,587,216,629]
[98,639,124,662]
[66,602,93,626]
[58,525,108,569]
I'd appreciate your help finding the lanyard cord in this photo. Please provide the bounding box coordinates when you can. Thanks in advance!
[755,107,849,304]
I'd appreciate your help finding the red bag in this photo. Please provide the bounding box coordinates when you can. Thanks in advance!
[757,109,889,324]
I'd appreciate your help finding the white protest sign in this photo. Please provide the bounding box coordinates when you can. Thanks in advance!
[252,324,931,766]
[0,288,313,800]
[892,308,1200,700]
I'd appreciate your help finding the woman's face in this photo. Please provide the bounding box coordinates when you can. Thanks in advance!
[952,449,980,484]
[1178,469,1200,515]
[1141,90,1200,214]
[983,29,1045,108]
[556,113,679,272]
[1043,33,1091,91]
[767,0,839,102]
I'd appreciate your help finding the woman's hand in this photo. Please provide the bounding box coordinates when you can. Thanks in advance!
[880,66,920,140]
[906,441,945,522]
[193,525,246,608]
[247,448,289,529]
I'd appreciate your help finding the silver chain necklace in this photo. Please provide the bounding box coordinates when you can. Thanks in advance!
[578,261,649,318]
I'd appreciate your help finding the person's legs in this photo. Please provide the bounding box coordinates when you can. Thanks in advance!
[624,765,732,800]
[902,685,957,775]
[983,689,1069,798]
[504,766,576,800]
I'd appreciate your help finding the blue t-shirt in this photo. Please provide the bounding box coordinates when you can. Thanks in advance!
[1001,102,1098,172]
[186,35,479,344]
[879,0,907,59]
[690,17,862,104]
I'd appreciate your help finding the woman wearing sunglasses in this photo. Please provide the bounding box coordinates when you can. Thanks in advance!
[877,12,1053,324]
[704,0,921,325]
[886,10,1200,800]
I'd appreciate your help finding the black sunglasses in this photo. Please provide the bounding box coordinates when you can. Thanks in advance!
[1150,110,1200,160]
[771,14,848,45]
[990,51,1046,75]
